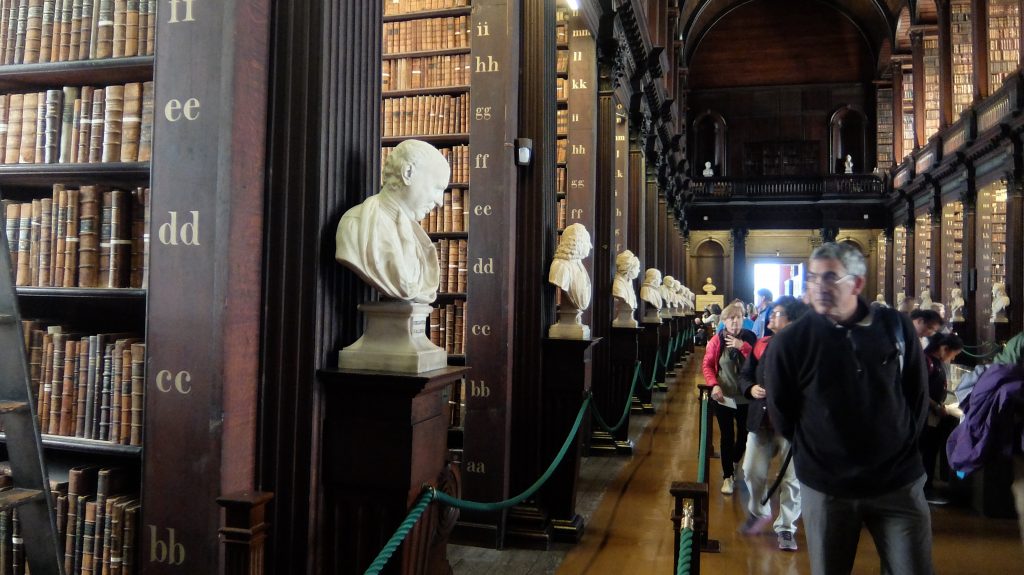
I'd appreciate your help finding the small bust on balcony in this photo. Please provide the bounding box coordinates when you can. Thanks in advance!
[844,154,853,174]
[702,161,714,177]
[991,282,1010,323]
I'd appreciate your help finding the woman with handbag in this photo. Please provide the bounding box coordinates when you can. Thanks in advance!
[702,301,758,494]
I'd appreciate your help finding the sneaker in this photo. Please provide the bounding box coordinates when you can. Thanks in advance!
[721,477,734,495]
[777,531,798,551]
[739,514,772,535]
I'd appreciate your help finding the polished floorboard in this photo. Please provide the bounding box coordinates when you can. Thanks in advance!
[451,348,1024,574]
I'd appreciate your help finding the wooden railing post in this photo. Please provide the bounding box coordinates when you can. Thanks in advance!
[218,491,273,575]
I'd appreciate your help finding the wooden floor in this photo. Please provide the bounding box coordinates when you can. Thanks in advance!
[450,348,1024,574]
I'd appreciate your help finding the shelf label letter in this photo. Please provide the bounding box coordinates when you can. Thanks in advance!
[465,461,486,474]
[474,107,492,121]
[474,56,499,73]
[149,526,186,565]
[164,98,201,122]
[156,370,193,394]
[158,211,201,246]
[470,380,491,397]
[473,204,493,216]
[167,0,197,23]
[572,50,583,62]
[473,154,489,169]
[471,324,492,336]
[472,258,494,274]
[571,79,588,90]
[570,208,583,219]
[476,21,490,37]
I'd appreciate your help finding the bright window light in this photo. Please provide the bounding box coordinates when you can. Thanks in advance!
[566,0,579,9]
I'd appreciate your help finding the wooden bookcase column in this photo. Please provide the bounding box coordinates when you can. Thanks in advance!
[146,1,271,573]
[960,183,979,346]
[1003,170,1023,334]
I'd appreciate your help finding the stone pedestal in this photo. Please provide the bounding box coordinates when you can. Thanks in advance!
[654,322,673,391]
[319,366,468,574]
[612,298,639,328]
[338,301,446,373]
[636,322,660,413]
[549,307,591,339]
[590,327,641,455]
[642,307,663,323]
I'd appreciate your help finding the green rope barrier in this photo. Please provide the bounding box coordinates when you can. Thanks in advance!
[961,347,1001,359]
[697,394,709,484]
[433,395,592,512]
[676,527,694,575]
[643,349,660,390]
[364,491,435,575]
[591,362,643,434]
[962,341,1001,350]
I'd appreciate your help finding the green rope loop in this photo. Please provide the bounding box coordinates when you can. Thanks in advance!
[643,350,661,390]
[364,490,435,575]
[962,341,1001,350]
[433,395,592,512]
[676,527,694,575]
[697,393,709,484]
[591,362,643,434]
[960,347,1001,359]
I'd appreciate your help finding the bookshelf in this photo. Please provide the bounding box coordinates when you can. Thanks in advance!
[555,7,569,233]
[951,0,974,117]
[382,5,470,360]
[876,231,887,301]
[942,200,964,309]
[894,224,907,298]
[902,69,915,155]
[915,213,933,297]
[0,3,154,571]
[876,87,894,169]
[987,0,1020,89]
[613,105,628,254]
[977,181,1008,334]
[923,36,940,139]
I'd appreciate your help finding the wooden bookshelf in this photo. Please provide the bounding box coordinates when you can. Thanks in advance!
[942,200,964,308]
[915,213,933,296]
[382,5,473,23]
[976,181,1008,338]
[902,69,916,155]
[613,106,628,254]
[383,85,471,98]
[951,0,974,117]
[15,287,146,298]
[876,87,894,169]
[0,433,143,457]
[987,0,1020,89]
[0,162,150,187]
[0,56,154,91]
[876,231,887,301]
[923,36,940,139]
[381,47,472,60]
[894,224,907,298]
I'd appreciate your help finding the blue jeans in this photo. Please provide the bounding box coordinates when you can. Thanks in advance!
[800,475,933,575]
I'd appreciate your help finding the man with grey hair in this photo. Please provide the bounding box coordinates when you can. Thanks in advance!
[763,242,931,574]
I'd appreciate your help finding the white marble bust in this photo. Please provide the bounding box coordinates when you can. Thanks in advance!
[612,250,640,327]
[660,276,678,318]
[844,154,853,174]
[950,288,965,322]
[549,223,593,311]
[919,288,934,312]
[641,268,663,323]
[991,282,1010,323]
[873,293,888,308]
[702,161,714,177]
[335,139,449,303]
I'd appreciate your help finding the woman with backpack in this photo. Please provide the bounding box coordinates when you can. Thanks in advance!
[702,301,758,494]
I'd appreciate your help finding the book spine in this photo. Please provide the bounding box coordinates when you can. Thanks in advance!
[129,342,143,446]
[23,0,40,63]
[77,185,98,287]
[75,338,88,436]
[4,202,19,276]
[19,91,38,163]
[101,83,122,162]
[46,333,66,434]
[97,189,111,286]
[76,85,93,163]
[117,347,130,444]
[10,510,21,575]
[59,338,77,435]
[97,343,112,440]
[3,92,22,164]
[63,187,79,286]
[28,199,40,285]
[15,202,30,285]
[37,197,51,286]
[43,88,61,163]
[137,81,152,161]
[53,185,67,287]
[87,87,103,163]
[70,0,83,61]
[59,86,79,162]
[39,0,52,61]
[81,501,96,575]
[119,82,139,162]
[93,0,109,58]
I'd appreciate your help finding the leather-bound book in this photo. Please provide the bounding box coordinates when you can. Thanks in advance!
[87,87,104,163]
[101,84,122,162]
[4,93,22,164]
[77,185,100,287]
[63,186,80,286]
[119,82,140,161]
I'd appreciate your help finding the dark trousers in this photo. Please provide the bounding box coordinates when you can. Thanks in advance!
[714,402,748,479]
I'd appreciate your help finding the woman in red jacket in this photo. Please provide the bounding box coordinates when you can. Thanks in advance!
[702,301,757,494]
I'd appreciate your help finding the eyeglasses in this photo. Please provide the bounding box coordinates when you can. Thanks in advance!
[772,311,787,318]
[805,272,854,287]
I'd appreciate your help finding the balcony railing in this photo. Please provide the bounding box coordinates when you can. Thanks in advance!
[690,174,886,200]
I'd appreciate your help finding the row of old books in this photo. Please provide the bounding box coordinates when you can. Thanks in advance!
[383,16,470,55]
[556,166,567,194]
[22,322,145,446]
[0,82,154,165]
[382,93,469,137]
[53,466,140,575]
[435,238,466,294]
[382,144,468,183]
[384,0,470,16]
[556,198,566,230]
[382,54,470,91]
[429,299,465,355]
[2,186,149,288]
[0,0,156,66]
[420,188,467,234]
[556,108,568,136]
[557,49,568,75]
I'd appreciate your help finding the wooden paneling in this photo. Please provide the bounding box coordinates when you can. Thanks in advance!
[687,0,873,89]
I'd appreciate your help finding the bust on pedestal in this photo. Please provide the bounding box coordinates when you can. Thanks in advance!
[660,276,676,319]
[640,268,663,323]
[612,250,640,328]
[844,154,853,174]
[950,288,966,322]
[334,139,450,373]
[991,282,1010,323]
[873,293,889,308]
[702,161,714,177]
[549,223,593,339]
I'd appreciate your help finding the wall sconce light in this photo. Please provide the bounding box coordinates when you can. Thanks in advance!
[775,249,781,257]
[514,138,533,166]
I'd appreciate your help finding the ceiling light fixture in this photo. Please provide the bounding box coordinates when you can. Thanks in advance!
[566,0,579,9]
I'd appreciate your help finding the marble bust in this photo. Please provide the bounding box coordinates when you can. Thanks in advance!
[919,288,934,312]
[702,276,717,295]
[873,293,889,308]
[991,282,1010,323]
[334,139,451,373]
[844,154,853,174]
[950,287,966,322]
[640,268,663,323]
[612,250,641,328]
[660,276,678,318]
[335,139,449,303]
[702,161,714,177]
[549,223,593,338]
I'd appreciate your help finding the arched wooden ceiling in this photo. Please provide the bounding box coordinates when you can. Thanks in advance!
[687,0,876,88]
[679,0,905,64]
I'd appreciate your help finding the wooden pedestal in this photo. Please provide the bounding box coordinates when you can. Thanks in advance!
[318,366,468,574]
[591,328,641,455]
[654,322,673,391]
[636,322,660,413]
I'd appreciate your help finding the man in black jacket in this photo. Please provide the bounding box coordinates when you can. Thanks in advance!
[763,242,931,575]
